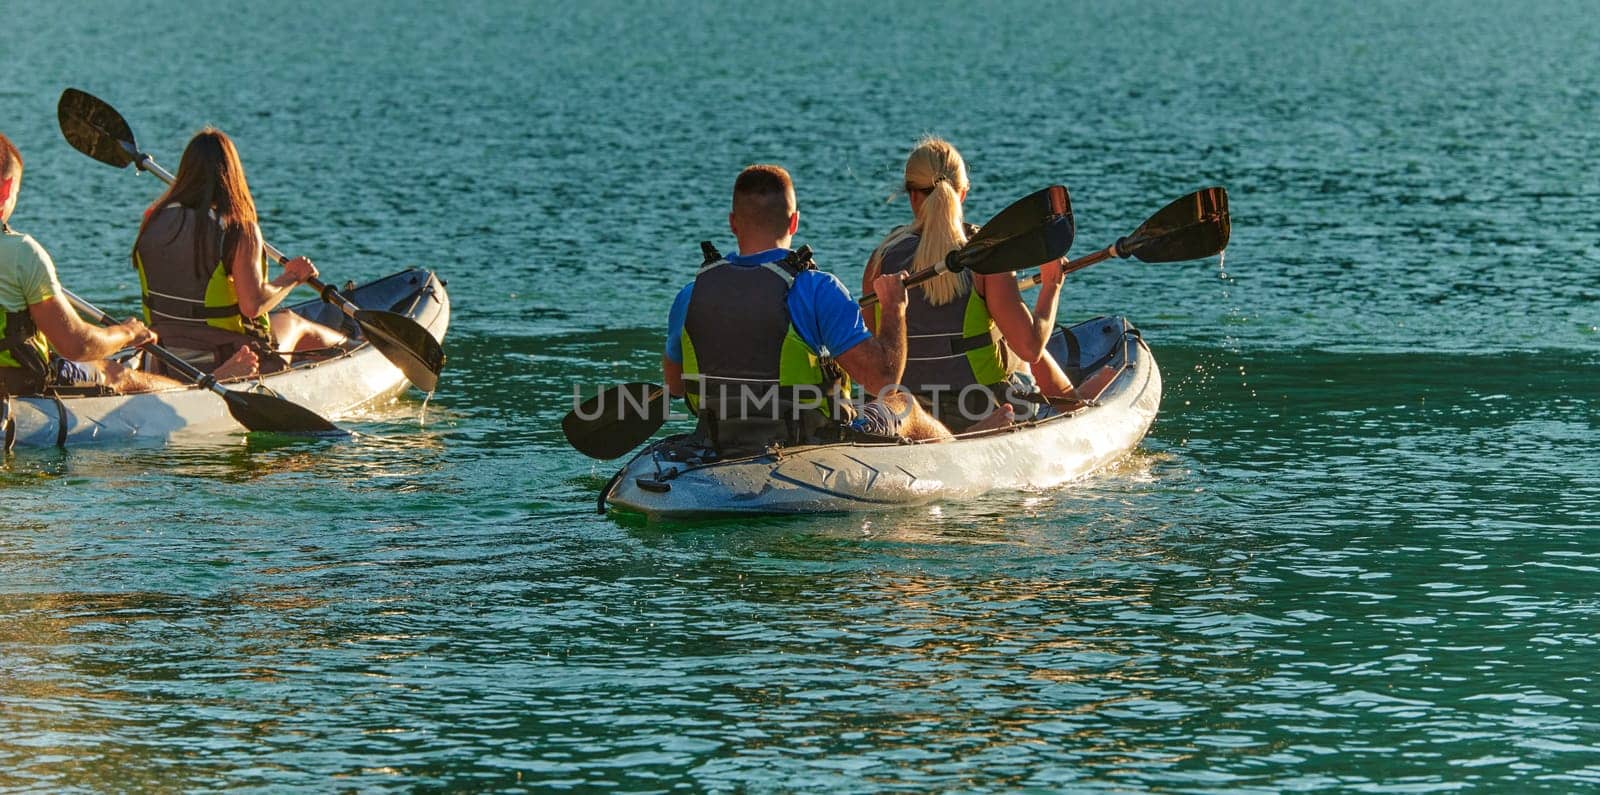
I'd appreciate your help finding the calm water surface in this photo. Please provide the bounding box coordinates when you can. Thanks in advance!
[3,1,1598,791]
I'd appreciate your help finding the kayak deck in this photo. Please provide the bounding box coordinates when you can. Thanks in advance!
[604,316,1161,519]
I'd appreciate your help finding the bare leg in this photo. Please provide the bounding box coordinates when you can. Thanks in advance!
[96,360,186,394]
[1071,364,1120,402]
[1030,349,1076,399]
[1031,349,1108,412]
[879,391,954,442]
[268,311,348,358]
[211,346,260,381]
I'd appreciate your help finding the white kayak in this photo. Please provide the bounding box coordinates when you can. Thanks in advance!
[603,316,1161,518]
[1,269,449,448]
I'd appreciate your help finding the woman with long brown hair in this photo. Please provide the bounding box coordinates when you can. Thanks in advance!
[861,136,1079,432]
[132,127,345,376]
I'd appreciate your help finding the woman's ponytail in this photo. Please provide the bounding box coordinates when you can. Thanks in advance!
[903,137,970,306]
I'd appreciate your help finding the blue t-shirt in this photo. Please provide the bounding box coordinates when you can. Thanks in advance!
[663,247,872,364]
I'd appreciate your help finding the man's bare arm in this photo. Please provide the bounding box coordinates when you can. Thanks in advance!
[29,294,151,361]
[836,271,908,397]
[663,356,685,398]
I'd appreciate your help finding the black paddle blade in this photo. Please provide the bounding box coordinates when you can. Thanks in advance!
[354,309,445,393]
[1121,187,1230,263]
[965,185,1072,248]
[954,185,1075,275]
[221,389,345,436]
[563,382,670,460]
[57,88,138,168]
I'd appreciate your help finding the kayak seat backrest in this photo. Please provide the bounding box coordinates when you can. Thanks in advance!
[1050,316,1133,385]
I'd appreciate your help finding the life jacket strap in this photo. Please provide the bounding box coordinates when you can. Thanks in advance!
[782,245,814,272]
[951,331,1000,355]
[142,292,243,321]
[1,309,48,378]
[699,241,722,265]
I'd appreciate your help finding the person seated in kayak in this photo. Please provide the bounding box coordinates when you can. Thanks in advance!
[131,128,347,377]
[0,132,195,397]
[861,137,1082,432]
[662,164,961,448]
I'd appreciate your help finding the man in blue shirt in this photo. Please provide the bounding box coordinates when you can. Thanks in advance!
[663,164,951,441]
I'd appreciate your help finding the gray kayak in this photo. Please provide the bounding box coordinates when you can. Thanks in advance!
[2,269,449,447]
[604,316,1161,519]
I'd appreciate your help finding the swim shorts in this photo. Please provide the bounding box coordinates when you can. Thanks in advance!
[49,358,105,387]
[848,399,904,438]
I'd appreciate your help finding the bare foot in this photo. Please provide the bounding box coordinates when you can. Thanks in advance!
[100,360,186,394]
[212,346,260,381]
[1070,369,1118,402]
[967,403,1015,433]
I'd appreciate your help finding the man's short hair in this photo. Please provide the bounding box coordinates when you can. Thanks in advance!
[732,164,796,237]
[0,133,21,178]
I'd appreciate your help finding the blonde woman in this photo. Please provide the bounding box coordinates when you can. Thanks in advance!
[861,136,1077,432]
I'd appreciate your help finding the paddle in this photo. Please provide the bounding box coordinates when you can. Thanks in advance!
[858,185,1074,308]
[563,382,670,460]
[1014,187,1230,290]
[62,289,344,435]
[56,88,445,393]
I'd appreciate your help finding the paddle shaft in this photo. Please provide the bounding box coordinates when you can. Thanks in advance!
[859,247,1109,306]
[856,261,953,309]
[1015,244,1119,290]
[62,288,229,395]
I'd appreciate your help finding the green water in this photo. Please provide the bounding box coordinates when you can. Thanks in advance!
[3,0,1599,791]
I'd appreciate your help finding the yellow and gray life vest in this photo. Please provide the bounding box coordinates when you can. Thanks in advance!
[0,223,51,393]
[132,206,272,358]
[0,305,48,394]
[680,244,847,449]
[871,225,1010,396]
